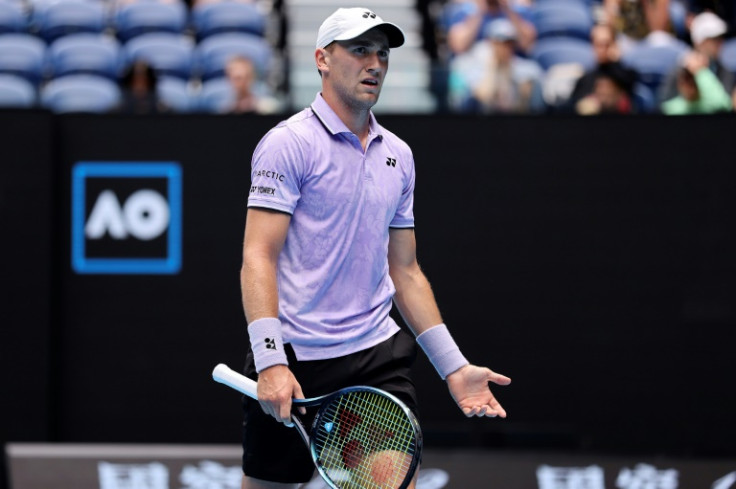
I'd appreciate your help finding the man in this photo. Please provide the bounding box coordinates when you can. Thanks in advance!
[240,7,511,488]
[224,55,280,114]
[568,24,636,113]
[450,18,543,113]
[659,11,734,105]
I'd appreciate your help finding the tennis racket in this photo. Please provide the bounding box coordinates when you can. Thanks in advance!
[212,363,422,489]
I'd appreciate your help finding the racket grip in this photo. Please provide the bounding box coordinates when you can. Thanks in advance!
[212,363,259,400]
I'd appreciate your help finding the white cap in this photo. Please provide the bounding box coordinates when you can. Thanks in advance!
[316,7,405,49]
[690,12,728,45]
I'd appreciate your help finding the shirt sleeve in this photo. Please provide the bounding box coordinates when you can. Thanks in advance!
[248,127,304,214]
[389,148,416,228]
[693,68,733,113]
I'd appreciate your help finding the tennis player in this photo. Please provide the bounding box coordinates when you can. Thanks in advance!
[240,7,511,488]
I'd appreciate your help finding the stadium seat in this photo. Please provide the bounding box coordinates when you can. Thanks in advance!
[719,38,736,74]
[632,82,656,114]
[621,42,688,93]
[113,1,188,42]
[531,37,595,71]
[41,74,121,112]
[48,33,123,79]
[35,0,107,42]
[156,76,193,112]
[0,1,28,34]
[124,32,194,79]
[195,76,234,113]
[191,2,266,39]
[0,73,36,107]
[0,33,47,83]
[533,1,594,40]
[194,32,271,80]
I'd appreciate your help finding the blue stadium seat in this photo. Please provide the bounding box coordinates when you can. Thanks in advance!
[632,82,656,114]
[194,32,271,80]
[156,76,193,112]
[0,1,28,34]
[49,33,123,79]
[41,74,121,112]
[191,2,266,39]
[0,73,36,107]
[196,76,234,113]
[531,37,595,71]
[621,42,688,93]
[719,38,736,74]
[533,1,594,40]
[124,32,194,79]
[0,33,47,83]
[35,0,107,42]
[113,1,188,42]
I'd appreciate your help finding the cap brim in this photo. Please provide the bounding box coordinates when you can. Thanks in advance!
[333,22,405,48]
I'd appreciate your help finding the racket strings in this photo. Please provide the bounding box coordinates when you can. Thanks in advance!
[313,390,417,488]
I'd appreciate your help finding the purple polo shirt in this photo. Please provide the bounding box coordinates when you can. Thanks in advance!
[247,94,416,361]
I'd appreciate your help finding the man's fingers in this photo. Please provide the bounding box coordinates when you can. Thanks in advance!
[488,370,512,386]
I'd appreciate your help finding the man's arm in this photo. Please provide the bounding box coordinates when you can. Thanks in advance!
[388,227,511,417]
[241,207,305,425]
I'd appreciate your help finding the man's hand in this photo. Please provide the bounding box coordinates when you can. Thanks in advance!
[256,365,306,426]
[446,364,511,418]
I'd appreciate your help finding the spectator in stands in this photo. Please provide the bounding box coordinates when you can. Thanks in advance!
[568,24,637,111]
[575,72,634,114]
[449,18,543,113]
[224,55,280,114]
[660,50,732,114]
[659,11,734,103]
[119,61,164,114]
[602,0,678,53]
[445,0,537,55]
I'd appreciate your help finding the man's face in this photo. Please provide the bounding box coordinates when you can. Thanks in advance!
[320,28,390,110]
[591,26,615,64]
[593,77,623,111]
[227,60,255,95]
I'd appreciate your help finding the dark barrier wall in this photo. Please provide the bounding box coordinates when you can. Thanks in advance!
[0,111,54,489]
[2,112,735,478]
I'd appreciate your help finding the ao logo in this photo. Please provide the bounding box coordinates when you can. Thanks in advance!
[72,162,182,275]
[86,189,170,241]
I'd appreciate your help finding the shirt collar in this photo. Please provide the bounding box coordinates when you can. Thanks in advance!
[310,93,384,140]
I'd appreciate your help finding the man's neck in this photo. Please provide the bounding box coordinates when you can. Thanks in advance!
[322,91,372,149]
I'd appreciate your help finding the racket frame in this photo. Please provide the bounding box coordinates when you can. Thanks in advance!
[213,363,422,489]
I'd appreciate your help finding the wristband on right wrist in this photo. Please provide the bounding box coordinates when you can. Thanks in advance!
[247,317,288,373]
[416,323,469,380]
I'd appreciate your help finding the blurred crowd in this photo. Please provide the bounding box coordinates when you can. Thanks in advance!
[0,0,734,115]
[434,0,735,114]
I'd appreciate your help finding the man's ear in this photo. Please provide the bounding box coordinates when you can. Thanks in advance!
[315,48,330,75]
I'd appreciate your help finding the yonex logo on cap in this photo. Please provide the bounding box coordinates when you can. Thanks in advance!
[363,11,376,19]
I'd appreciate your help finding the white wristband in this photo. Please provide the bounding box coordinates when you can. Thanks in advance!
[247,317,288,373]
[416,323,469,380]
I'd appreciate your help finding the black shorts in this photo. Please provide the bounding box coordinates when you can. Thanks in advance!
[241,329,418,484]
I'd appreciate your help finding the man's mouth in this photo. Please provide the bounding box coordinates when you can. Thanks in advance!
[361,79,379,86]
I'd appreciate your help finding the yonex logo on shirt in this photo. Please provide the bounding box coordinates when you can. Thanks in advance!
[250,186,276,196]
[386,157,396,167]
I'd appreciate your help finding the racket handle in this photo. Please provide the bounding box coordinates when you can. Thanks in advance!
[212,363,258,400]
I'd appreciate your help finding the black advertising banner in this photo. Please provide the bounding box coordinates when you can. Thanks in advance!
[0,112,734,476]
